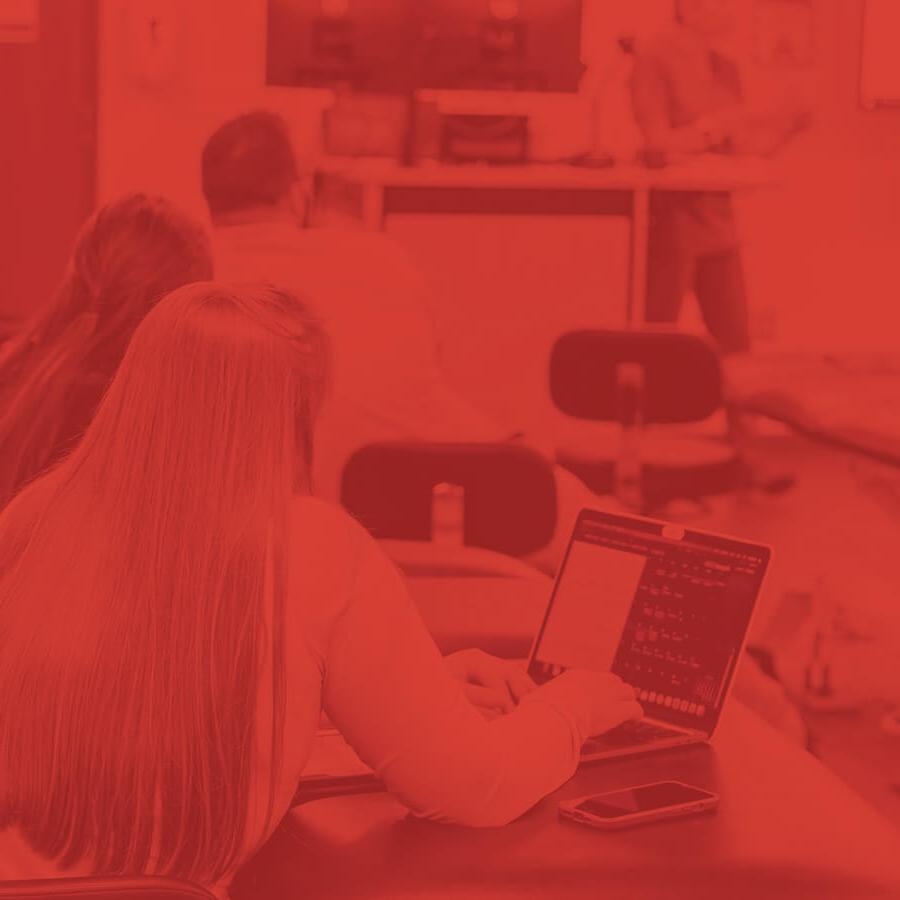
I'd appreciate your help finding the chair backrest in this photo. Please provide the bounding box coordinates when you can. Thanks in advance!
[340,442,557,558]
[0,878,216,900]
[550,329,723,424]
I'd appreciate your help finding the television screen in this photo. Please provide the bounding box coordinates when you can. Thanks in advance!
[266,0,584,94]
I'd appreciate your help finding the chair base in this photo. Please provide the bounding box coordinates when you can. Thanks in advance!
[559,439,744,511]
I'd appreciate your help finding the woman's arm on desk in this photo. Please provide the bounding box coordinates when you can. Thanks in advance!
[320,523,640,827]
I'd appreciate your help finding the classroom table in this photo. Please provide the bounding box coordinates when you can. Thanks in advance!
[232,698,900,900]
[314,155,774,323]
[231,566,900,900]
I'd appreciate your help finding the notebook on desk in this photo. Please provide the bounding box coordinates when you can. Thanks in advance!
[527,508,771,762]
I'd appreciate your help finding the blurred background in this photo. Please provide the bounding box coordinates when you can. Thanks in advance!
[3,1,898,351]
[2,0,899,832]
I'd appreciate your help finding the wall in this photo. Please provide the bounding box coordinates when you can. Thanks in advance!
[0,0,97,325]
[737,0,900,351]
[98,0,900,352]
[98,0,328,219]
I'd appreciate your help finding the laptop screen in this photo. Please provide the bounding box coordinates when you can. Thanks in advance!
[528,509,770,735]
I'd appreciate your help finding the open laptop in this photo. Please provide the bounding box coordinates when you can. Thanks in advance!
[527,508,771,762]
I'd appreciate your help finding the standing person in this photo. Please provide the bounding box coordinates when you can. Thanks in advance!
[0,282,641,897]
[632,0,806,354]
[0,194,213,508]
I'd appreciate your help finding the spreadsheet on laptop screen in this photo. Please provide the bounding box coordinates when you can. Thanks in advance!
[530,512,769,733]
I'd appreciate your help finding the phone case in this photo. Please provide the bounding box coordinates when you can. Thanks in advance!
[559,785,718,830]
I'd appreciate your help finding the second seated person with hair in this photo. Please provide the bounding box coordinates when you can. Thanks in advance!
[0,193,213,510]
[0,283,641,898]
[202,110,598,572]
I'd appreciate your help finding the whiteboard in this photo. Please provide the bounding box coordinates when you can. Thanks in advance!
[860,0,900,109]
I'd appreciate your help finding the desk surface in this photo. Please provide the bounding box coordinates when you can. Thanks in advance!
[318,155,776,194]
[233,701,900,900]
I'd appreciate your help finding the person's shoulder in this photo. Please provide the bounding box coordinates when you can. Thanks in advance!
[289,496,371,563]
[301,227,415,270]
[292,494,359,532]
[291,494,353,520]
[213,221,310,283]
[302,225,397,250]
[286,497,376,641]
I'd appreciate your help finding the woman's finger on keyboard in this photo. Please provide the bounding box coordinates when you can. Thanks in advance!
[605,677,640,701]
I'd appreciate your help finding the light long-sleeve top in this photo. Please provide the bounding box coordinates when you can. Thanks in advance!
[213,223,510,502]
[0,497,591,896]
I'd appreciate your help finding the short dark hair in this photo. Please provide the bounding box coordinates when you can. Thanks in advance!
[201,111,299,217]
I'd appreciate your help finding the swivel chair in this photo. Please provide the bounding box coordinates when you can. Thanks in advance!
[550,329,741,512]
[340,441,557,562]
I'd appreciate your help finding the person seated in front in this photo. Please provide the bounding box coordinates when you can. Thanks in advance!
[0,193,213,510]
[0,282,641,898]
[201,110,598,570]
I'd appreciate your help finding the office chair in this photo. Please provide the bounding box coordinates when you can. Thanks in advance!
[550,329,741,511]
[0,878,216,900]
[340,441,557,560]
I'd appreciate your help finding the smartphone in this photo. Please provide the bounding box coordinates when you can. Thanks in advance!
[558,781,718,830]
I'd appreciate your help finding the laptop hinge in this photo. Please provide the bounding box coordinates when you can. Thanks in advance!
[644,715,708,739]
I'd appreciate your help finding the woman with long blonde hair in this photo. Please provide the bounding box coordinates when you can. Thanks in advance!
[0,283,639,897]
[0,193,212,509]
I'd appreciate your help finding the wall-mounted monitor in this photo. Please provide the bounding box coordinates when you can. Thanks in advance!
[266,0,584,95]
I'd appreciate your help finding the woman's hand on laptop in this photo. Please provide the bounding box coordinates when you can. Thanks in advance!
[445,649,537,718]
[526,670,643,739]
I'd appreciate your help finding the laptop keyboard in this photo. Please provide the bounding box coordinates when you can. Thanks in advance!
[582,720,687,755]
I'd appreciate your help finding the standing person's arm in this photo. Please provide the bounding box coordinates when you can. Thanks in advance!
[632,50,721,155]
[731,107,812,157]
[706,52,810,157]
[321,522,641,826]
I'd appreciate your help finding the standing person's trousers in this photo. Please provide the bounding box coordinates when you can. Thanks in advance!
[645,193,751,356]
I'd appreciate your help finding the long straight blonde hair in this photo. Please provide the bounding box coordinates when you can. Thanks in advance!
[0,283,327,883]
